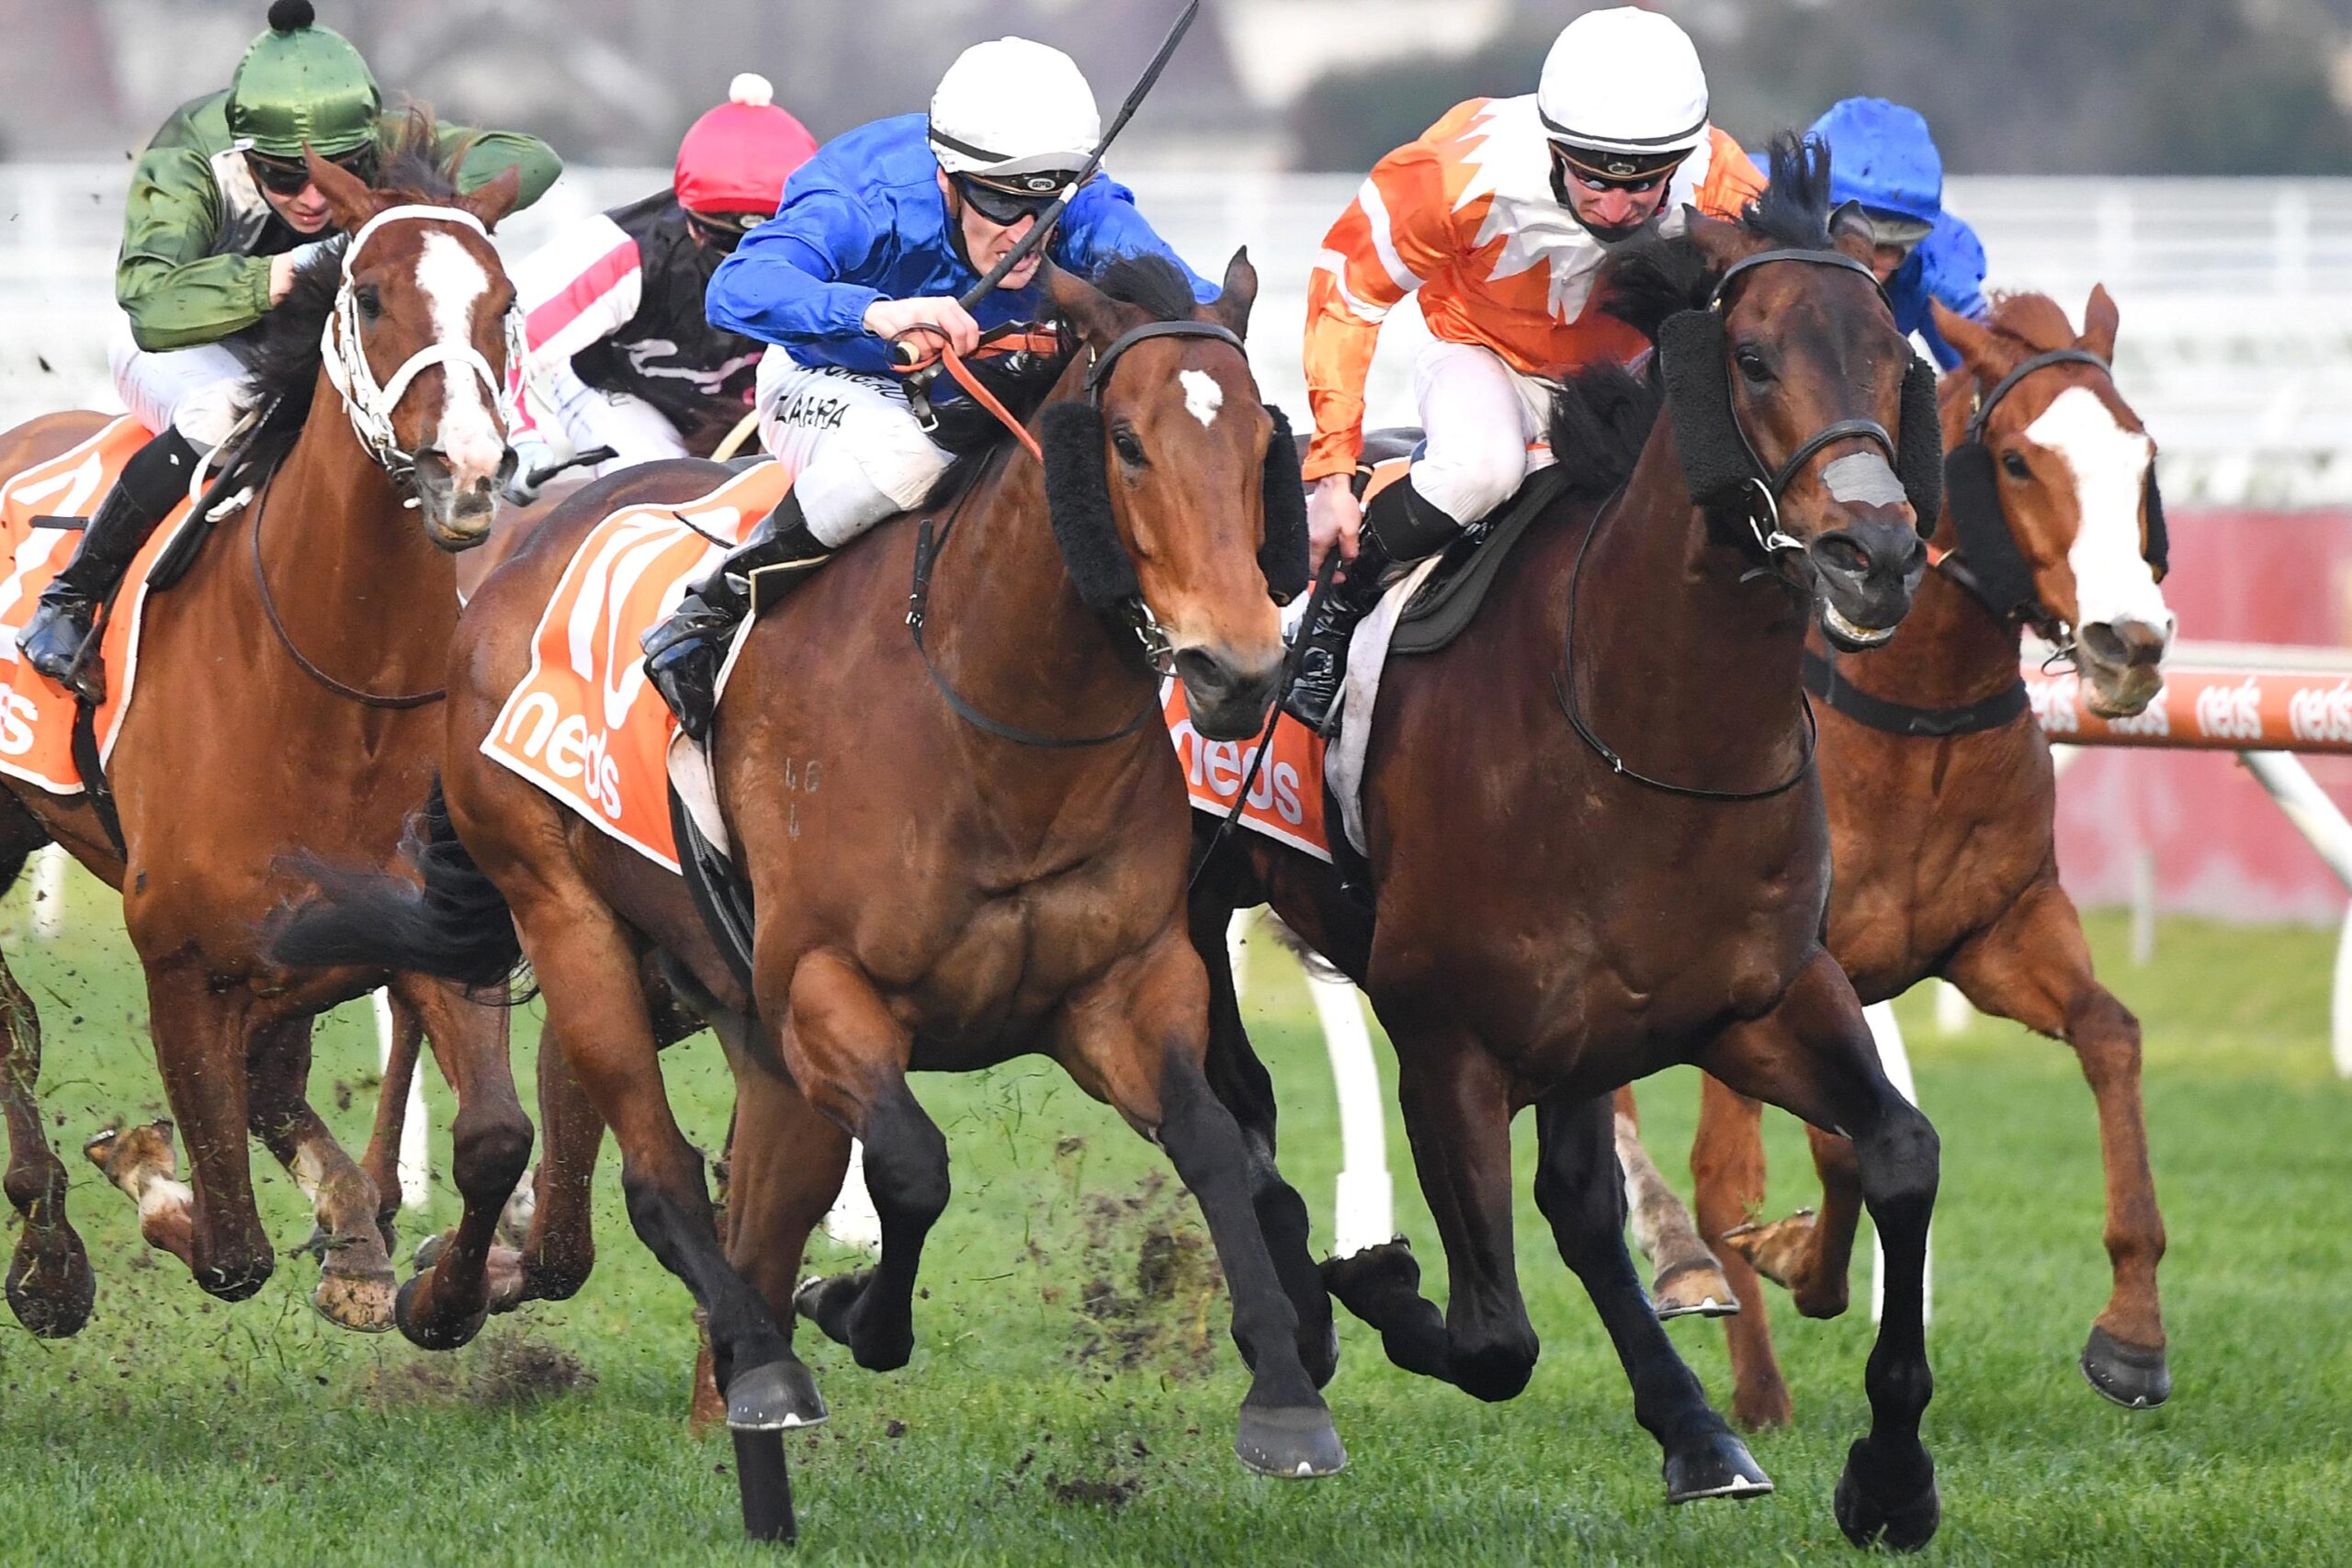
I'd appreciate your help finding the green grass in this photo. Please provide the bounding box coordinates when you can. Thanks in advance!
[0,863,2347,1565]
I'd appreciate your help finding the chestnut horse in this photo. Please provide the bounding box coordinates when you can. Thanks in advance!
[270,252,1349,1512]
[1614,285,2177,1427]
[1185,141,1951,1549]
[0,139,532,1348]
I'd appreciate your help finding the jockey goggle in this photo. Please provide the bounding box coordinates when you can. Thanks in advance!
[685,209,766,252]
[245,144,376,197]
[953,170,1077,229]
[1548,141,1688,195]
[1860,208,1936,261]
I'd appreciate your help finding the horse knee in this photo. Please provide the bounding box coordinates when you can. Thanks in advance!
[863,1103,949,1228]
[1453,1327,1538,1403]
[449,1106,533,1205]
[4,1153,65,1217]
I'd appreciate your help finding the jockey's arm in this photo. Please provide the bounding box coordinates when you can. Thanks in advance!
[115,144,276,353]
[1052,176,1219,303]
[1915,215,1989,370]
[504,213,646,435]
[706,193,895,374]
[424,119,563,213]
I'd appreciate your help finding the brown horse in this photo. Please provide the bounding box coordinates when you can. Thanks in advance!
[269,251,1350,1515]
[0,139,532,1349]
[1615,285,2177,1428]
[1185,140,1951,1548]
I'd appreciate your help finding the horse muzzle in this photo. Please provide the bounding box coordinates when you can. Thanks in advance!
[2075,615,2172,717]
[1174,643,1282,741]
[1808,516,1925,651]
[409,446,511,551]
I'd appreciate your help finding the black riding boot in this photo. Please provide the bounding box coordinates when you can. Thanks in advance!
[19,427,200,703]
[1283,479,1464,732]
[641,490,832,742]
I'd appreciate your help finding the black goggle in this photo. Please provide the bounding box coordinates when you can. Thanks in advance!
[954,172,1071,228]
[1548,142,1684,194]
[245,145,375,196]
[686,209,765,252]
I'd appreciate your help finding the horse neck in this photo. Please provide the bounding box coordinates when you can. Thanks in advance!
[1567,418,1812,786]
[248,372,459,702]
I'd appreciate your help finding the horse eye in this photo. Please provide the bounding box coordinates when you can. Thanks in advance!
[354,285,382,322]
[1734,346,1772,384]
[2001,450,2031,481]
[1112,428,1146,467]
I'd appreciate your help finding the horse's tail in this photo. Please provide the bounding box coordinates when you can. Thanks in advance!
[268,777,524,990]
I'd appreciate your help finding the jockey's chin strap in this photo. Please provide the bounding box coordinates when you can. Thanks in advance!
[319,203,523,487]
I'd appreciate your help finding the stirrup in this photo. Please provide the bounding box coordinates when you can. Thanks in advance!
[19,601,107,705]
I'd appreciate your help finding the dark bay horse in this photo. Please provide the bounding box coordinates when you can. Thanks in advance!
[1617,285,2177,1427]
[1187,140,1950,1549]
[270,252,1350,1504]
[0,139,531,1347]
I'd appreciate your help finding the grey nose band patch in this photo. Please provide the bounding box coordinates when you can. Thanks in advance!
[1821,451,1908,508]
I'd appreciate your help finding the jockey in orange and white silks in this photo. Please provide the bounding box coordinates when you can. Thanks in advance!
[502,74,817,500]
[1284,6,1763,729]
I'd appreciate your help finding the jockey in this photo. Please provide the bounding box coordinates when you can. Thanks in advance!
[17,0,558,700]
[1285,6,1763,729]
[639,35,1216,741]
[1806,97,1988,370]
[503,73,819,501]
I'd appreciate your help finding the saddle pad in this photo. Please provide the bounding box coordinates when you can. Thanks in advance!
[480,461,786,872]
[0,414,191,795]
[1164,682,1333,863]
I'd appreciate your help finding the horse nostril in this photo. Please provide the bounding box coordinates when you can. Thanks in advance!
[2086,619,2168,668]
[1815,534,1870,575]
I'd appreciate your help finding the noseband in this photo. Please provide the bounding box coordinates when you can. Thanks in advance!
[319,204,522,484]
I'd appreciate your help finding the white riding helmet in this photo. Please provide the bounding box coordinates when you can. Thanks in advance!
[1537,7,1711,176]
[929,37,1101,186]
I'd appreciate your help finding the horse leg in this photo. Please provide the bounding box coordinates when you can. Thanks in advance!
[1690,1076,1794,1429]
[519,888,818,1430]
[244,1014,398,1331]
[357,988,424,1252]
[1532,1089,1770,1505]
[382,975,531,1350]
[1189,892,1338,1387]
[1056,931,1342,1477]
[0,934,93,1337]
[1322,1034,1538,1402]
[780,952,945,1375]
[718,1057,849,1416]
[1609,1085,1737,1319]
[1702,950,1941,1552]
[508,1018,605,1308]
[1948,879,2169,1408]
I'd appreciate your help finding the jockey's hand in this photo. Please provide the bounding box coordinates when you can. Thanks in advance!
[268,252,300,306]
[866,297,981,360]
[1307,474,1363,576]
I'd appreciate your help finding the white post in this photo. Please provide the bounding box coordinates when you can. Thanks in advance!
[1308,974,1393,1257]
[30,842,67,941]
[2238,751,2352,892]
[1862,1001,1932,1326]
[374,988,429,1209]
[2130,849,2158,966]
[821,1140,883,1252]
[1933,979,1975,1037]
[2335,904,2352,1081]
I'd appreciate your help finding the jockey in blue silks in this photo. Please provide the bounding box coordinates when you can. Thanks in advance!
[641,35,1215,739]
[1807,97,1987,370]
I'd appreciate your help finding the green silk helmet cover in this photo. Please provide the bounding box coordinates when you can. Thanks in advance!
[226,2,380,158]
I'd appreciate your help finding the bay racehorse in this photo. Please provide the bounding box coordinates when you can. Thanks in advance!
[268,252,1351,1503]
[0,132,532,1348]
[1186,138,1951,1549]
[1613,284,2177,1427]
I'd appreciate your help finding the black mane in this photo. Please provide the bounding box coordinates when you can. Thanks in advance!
[1601,131,1837,341]
[1542,361,1665,513]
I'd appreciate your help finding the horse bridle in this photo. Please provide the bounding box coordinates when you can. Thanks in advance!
[904,316,1249,749]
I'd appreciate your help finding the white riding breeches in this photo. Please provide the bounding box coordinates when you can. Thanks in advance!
[526,363,692,477]
[108,313,251,449]
[1408,340,1558,527]
[753,347,955,548]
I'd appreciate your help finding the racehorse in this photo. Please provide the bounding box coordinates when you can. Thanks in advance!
[1185,138,1951,1548]
[0,130,533,1348]
[268,250,1352,1488]
[1614,284,2177,1427]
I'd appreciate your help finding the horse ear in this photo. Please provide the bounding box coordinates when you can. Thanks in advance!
[1045,262,1128,350]
[459,164,523,231]
[1211,247,1257,340]
[2080,283,2120,363]
[1929,300,1999,374]
[1827,199,1875,268]
[1681,207,1747,274]
[307,144,383,234]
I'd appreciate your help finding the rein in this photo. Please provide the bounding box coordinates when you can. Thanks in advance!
[248,461,447,709]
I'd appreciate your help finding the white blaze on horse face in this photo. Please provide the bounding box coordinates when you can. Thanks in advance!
[413,231,504,485]
[1179,368,1224,429]
[2026,386,2173,642]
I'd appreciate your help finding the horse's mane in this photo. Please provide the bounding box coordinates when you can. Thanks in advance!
[1542,361,1665,513]
[918,252,1210,511]
[231,111,467,429]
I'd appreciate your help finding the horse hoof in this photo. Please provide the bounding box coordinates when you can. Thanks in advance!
[85,1119,175,1181]
[1663,1428,1773,1504]
[1320,1237,1418,1313]
[413,1231,450,1272]
[794,1269,871,1348]
[726,1359,827,1432]
[1652,1259,1741,1320]
[1234,1403,1346,1478]
[6,1233,96,1339]
[1719,1211,1815,1290]
[394,1270,487,1351]
[195,1252,273,1303]
[1833,1443,1939,1551]
[312,1267,397,1332]
[2081,1325,2171,1409]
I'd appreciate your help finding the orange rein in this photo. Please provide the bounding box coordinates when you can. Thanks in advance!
[889,323,1061,464]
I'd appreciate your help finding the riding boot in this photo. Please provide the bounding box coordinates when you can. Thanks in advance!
[1283,479,1464,733]
[641,490,832,742]
[19,427,201,704]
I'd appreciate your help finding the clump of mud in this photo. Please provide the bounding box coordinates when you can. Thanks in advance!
[1057,1162,1226,1380]
[358,1329,596,1410]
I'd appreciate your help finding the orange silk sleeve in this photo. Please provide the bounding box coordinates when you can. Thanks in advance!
[1694,126,1766,220]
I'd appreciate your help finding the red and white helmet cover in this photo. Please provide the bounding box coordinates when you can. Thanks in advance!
[674,73,819,219]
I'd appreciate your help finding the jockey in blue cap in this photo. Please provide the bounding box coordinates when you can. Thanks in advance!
[639,36,1216,739]
[1807,97,1987,370]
